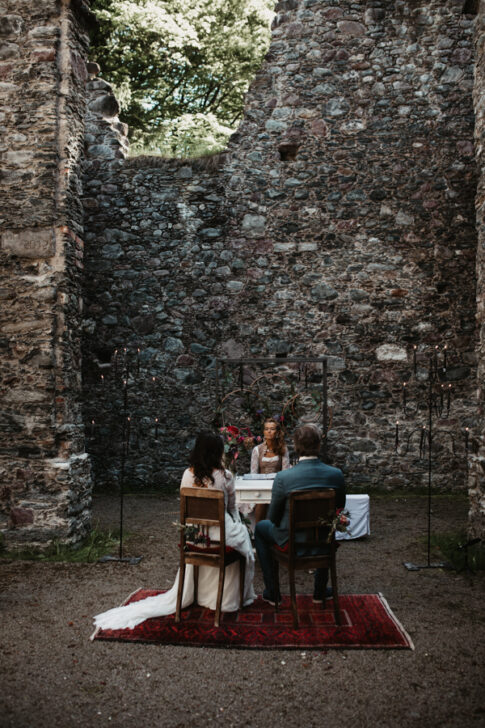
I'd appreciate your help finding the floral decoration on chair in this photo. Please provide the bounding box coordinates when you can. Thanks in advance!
[173,522,211,549]
[319,509,351,543]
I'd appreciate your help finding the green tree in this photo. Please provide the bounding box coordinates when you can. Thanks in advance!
[90,0,274,157]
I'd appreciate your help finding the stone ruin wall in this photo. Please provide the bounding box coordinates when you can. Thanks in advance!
[469,0,485,537]
[0,0,483,547]
[82,70,229,487]
[0,0,93,547]
[82,0,479,498]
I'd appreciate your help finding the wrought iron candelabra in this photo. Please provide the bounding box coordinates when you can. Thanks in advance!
[394,344,469,571]
[88,346,161,564]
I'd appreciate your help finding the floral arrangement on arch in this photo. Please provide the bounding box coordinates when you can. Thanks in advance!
[219,425,262,472]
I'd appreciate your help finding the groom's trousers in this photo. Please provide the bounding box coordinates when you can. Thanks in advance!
[255,519,328,600]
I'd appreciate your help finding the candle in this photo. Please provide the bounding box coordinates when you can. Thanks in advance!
[125,416,131,450]
[413,345,417,374]
[443,344,447,370]
[100,374,105,388]
[440,384,444,408]
[434,345,439,374]
[447,384,451,412]
[155,417,159,439]
[123,379,128,411]
[113,349,118,376]
[465,427,469,451]
[395,421,399,450]
[402,382,407,409]
[136,347,141,376]
[134,416,140,450]
[90,418,95,438]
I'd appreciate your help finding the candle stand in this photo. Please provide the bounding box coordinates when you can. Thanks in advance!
[395,345,468,571]
[88,346,159,565]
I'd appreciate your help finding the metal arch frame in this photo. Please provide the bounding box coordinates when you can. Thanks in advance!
[214,357,329,459]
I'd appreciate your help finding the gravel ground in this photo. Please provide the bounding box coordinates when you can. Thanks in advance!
[0,493,484,728]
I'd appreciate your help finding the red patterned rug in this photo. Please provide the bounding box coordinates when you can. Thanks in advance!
[92,591,414,650]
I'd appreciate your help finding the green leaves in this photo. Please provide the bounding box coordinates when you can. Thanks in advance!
[90,0,273,157]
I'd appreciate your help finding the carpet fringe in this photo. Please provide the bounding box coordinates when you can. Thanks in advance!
[378,592,415,651]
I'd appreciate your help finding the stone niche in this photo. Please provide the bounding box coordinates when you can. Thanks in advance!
[0,0,93,548]
[82,0,480,518]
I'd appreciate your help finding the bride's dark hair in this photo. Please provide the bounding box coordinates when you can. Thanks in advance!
[189,431,225,486]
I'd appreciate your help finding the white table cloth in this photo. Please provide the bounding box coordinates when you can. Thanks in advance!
[235,476,370,540]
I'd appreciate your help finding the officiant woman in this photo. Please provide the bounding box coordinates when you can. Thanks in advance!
[250,417,290,522]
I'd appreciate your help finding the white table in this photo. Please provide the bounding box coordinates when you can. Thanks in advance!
[235,476,370,540]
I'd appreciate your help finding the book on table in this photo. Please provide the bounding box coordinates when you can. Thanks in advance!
[241,473,275,480]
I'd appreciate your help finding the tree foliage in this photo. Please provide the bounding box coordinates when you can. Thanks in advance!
[90,0,274,157]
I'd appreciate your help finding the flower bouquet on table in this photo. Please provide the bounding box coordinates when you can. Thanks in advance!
[219,425,262,474]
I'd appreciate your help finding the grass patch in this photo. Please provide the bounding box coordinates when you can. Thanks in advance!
[0,525,121,563]
[430,531,485,572]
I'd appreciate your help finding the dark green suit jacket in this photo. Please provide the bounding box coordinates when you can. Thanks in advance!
[267,458,346,547]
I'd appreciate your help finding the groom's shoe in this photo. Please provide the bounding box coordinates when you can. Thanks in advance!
[313,586,333,604]
[262,589,280,606]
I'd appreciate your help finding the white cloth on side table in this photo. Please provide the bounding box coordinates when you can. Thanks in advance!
[337,494,370,540]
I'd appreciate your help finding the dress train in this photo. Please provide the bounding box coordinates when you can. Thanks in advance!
[91,509,255,638]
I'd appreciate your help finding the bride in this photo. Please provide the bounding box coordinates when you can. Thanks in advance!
[92,432,256,635]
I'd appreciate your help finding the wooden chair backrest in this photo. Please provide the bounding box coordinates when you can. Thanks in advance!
[288,489,336,554]
[179,486,226,549]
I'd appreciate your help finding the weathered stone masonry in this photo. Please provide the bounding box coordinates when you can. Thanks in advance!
[469,0,485,537]
[0,0,93,547]
[1,0,484,547]
[83,0,479,501]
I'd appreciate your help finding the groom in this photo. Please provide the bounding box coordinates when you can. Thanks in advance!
[254,423,346,605]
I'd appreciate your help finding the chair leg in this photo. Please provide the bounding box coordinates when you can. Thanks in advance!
[193,565,199,606]
[273,558,280,610]
[239,557,245,609]
[289,565,299,629]
[214,566,225,628]
[330,558,341,626]
[175,563,186,623]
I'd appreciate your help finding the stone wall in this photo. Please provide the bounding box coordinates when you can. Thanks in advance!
[82,74,229,486]
[0,0,93,547]
[82,0,478,494]
[470,0,485,538]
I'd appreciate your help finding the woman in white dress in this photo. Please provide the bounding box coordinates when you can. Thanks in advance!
[92,432,255,635]
[250,417,290,523]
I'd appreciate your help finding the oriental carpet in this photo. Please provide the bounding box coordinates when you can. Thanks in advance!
[92,591,414,650]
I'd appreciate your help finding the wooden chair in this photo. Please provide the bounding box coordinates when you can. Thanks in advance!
[271,489,341,629]
[175,486,245,627]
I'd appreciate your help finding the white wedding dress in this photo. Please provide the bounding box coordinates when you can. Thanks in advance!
[91,468,255,637]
